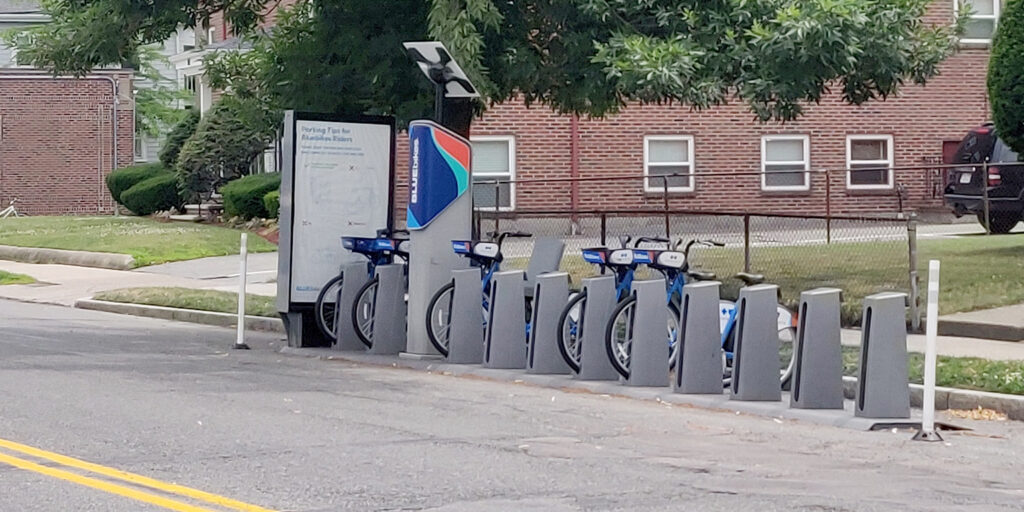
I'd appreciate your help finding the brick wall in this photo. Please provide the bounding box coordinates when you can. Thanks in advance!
[0,74,134,215]
[462,44,991,216]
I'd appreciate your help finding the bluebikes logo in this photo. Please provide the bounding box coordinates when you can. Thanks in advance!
[406,121,471,230]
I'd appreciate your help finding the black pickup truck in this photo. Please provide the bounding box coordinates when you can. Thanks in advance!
[944,123,1024,234]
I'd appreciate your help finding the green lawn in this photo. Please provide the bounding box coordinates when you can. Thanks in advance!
[0,217,276,267]
[93,287,277,317]
[0,270,34,285]
[841,346,1024,396]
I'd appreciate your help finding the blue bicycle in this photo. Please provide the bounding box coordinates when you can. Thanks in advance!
[313,228,409,345]
[555,236,668,373]
[604,239,797,386]
[425,231,532,357]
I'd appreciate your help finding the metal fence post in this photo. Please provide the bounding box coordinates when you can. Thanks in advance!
[982,160,991,235]
[743,214,752,274]
[600,213,607,247]
[662,176,670,239]
[907,213,921,332]
[825,170,832,244]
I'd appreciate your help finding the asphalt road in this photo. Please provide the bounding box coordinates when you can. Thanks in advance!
[2,299,1024,511]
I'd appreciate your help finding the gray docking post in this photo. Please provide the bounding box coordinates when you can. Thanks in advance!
[577,275,619,380]
[446,269,485,364]
[365,264,407,355]
[730,284,782,401]
[527,272,571,374]
[674,281,725,394]
[623,279,669,387]
[483,270,528,369]
[790,288,844,409]
[855,292,911,419]
[335,261,369,351]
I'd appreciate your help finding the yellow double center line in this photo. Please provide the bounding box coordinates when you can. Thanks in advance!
[0,437,277,512]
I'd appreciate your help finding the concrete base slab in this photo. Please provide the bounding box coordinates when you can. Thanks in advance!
[939,304,1024,342]
[279,348,967,432]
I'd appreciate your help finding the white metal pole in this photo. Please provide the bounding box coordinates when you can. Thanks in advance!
[916,259,940,440]
[235,233,251,350]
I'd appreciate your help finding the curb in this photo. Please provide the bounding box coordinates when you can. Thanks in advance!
[74,299,284,333]
[937,319,1024,343]
[278,347,1024,423]
[0,245,135,270]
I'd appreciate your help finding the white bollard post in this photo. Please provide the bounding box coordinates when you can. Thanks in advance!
[914,259,941,441]
[234,233,251,350]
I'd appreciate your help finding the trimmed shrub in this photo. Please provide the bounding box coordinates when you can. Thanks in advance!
[989,0,1024,154]
[159,109,201,168]
[176,96,278,203]
[263,190,280,218]
[221,173,281,219]
[121,173,184,216]
[105,163,167,204]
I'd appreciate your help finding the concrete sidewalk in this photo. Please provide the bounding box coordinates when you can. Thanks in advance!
[0,259,276,307]
[939,303,1024,342]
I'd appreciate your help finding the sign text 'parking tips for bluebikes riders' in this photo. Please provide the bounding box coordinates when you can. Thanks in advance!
[406,121,471,230]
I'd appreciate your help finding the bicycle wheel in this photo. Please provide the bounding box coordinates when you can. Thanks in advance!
[314,273,345,343]
[351,276,379,349]
[425,281,455,357]
[556,290,586,373]
[720,305,798,388]
[604,296,680,379]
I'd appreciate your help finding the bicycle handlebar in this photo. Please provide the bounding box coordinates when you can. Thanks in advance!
[682,239,725,256]
[633,236,670,247]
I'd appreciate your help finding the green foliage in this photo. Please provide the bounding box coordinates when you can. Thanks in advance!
[175,96,278,203]
[159,109,201,168]
[6,0,269,76]
[205,1,435,126]
[221,173,281,219]
[105,163,167,204]
[263,190,280,219]
[120,173,183,216]
[12,0,962,124]
[989,0,1024,154]
[134,44,192,138]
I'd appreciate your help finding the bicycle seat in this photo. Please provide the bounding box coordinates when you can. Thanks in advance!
[688,270,717,281]
[734,272,765,285]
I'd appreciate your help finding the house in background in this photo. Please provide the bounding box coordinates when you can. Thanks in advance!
[0,0,134,215]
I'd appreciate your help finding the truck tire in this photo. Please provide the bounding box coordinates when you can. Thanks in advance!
[977,212,1021,234]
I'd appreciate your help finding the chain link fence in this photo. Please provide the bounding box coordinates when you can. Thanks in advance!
[475,210,916,328]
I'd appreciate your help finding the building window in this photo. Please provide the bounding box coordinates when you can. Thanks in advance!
[847,135,894,189]
[134,136,147,163]
[955,0,999,43]
[471,136,515,211]
[761,135,810,191]
[644,135,695,192]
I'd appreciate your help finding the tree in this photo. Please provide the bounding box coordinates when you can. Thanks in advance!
[13,0,962,124]
[989,0,1024,155]
[133,44,192,139]
[175,95,278,203]
[159,109,201,168]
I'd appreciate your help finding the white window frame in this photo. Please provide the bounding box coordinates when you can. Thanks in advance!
[471,135,516,212]
[761,135,810,192]
[846,135,895,190]
[643,135,695,193]
[955,0,1000,45]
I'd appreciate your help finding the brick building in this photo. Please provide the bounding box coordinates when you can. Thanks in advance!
[0,1,134,215]
[455,1,998,216]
